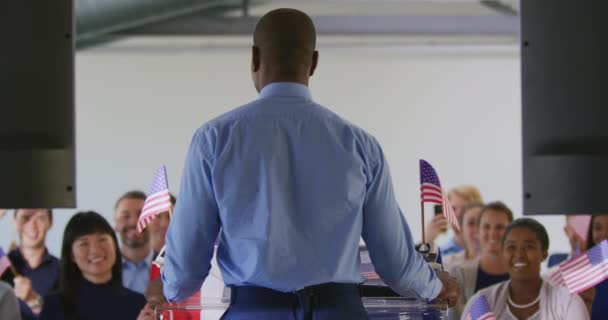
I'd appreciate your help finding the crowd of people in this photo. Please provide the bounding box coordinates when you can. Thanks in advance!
[427,184,604,320]
[0,191,174,320]
[1,186,605,320]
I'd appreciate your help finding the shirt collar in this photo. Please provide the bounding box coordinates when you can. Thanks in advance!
[122,250,154,269]
[10,247,55,268]
[258,82,312,101]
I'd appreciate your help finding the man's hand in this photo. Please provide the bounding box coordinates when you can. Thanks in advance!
[136,303,156,320]
[434,271,460,308]
[145,278,167,307]
[14,276,36,302]
[425,215,448,243]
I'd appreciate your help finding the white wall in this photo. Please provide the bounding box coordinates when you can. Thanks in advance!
[0,36,567,259]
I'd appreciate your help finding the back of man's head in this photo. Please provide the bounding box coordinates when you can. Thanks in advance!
[253,8,316,76]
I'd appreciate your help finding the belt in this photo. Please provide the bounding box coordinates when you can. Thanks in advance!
[229,282,362,319]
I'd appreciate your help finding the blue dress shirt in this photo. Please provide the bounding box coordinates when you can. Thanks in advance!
[121,250,153,294]
[162,82,442,302]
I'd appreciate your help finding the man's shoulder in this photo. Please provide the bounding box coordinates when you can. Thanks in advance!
[192,100,259,135]
[45,250,60,264]
[195,99,379,146]
[8,248,22,260]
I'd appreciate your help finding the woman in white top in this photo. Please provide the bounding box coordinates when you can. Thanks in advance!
[462,218,588,320]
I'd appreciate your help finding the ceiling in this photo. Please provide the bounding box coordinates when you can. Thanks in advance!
[80,0,520,48]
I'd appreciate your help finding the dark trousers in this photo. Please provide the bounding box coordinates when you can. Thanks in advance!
[220,283,369,320]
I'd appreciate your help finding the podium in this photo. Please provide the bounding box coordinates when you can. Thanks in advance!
[359,245,448,320]
[154,293,446,320]
[155,292,228,320]
[155,246,447,319]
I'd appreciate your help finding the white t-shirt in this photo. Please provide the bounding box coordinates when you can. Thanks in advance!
[461,280,588,320]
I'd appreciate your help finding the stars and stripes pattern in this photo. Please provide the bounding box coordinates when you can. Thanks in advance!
[466,295,496,320]
[420,159,460,231]
[137,165,172,234]
[549,267,565,286]
[361,262,380,280]
[557,240,608,294]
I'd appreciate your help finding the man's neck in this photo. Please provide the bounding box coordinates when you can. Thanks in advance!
[479,253,507,275]
[19,245,46,269]
[121,244,151,264]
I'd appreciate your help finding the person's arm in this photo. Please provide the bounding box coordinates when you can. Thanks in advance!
[162,130,221,302]
[360,140,442,299]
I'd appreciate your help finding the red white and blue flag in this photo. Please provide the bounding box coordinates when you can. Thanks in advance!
[137,165,172,234]
[557,240,608,294]
[361,262,380,281]
[420,159,460,231]
[466,295,496,320]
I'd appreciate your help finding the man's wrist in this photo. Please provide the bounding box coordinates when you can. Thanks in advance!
[26,294,43,310]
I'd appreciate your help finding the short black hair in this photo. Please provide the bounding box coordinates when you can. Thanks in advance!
[114,190,147,210]
[253,8,316,74]
[59,211,122,319]
[14,208,53,223]
[502,217,550,251]
[170,193,176,206]
[479,201,514,224]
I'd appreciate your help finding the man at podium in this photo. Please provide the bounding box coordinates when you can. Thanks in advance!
[159,8,460,320]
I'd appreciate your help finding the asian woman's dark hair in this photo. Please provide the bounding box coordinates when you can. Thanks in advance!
[59,211,122,320]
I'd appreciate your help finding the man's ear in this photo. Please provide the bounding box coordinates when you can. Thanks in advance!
[309,50,319,76]
[251,46,261,73]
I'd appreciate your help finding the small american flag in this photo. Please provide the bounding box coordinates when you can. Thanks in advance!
[559,240,608,294]
[549,267,565,286]
[466,295,496,320]
[137,166,172,234]
[361,262,380,280]
[420,160,460,231]
[0,247,12,277]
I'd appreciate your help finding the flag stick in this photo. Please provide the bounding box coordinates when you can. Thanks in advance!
[169,205,174,218]
[421,201,426,244]
[9,263,20,277]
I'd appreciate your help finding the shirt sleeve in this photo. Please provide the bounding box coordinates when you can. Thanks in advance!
[565,294,590,320]
[162,130,221,302]
[0,283,20,320]
[360,139,443,300]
